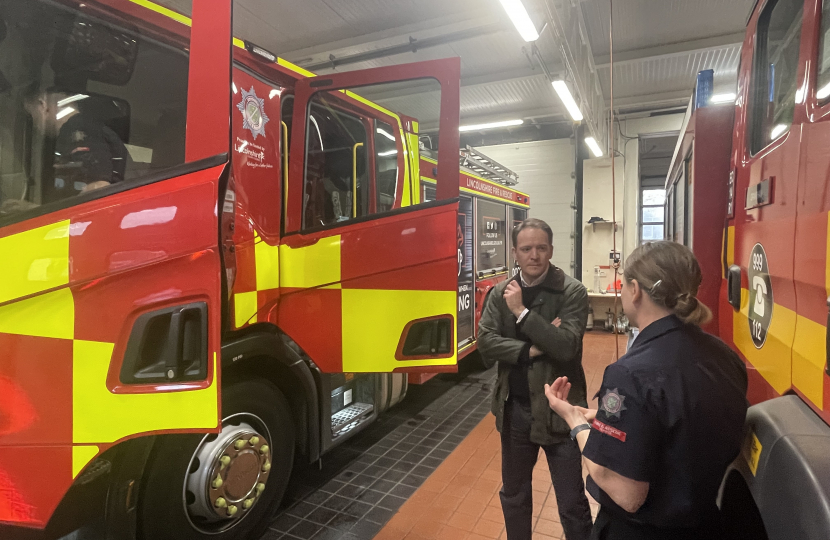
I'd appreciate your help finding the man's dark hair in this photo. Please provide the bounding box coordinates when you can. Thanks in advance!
[511,217,553,246]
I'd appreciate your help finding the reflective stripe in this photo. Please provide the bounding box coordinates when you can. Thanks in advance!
[792,315,825,410]
[73,341,219,444]
[128,0,192,26]
[72,445,99,478]
[0,288,73,340]
[341,289,456,372]
[733,289,794,395]
[254,234,280,291]
[0,220,69,305]
[280,235,341,289]
[234,291,258,327]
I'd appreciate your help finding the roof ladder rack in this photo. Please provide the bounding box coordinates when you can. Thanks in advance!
[459,146,519,186]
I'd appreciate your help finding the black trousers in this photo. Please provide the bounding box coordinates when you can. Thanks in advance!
[590,507,723,540]
[500,400,593,540]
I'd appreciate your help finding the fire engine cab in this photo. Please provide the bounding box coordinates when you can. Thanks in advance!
[667,0,830,537]
[0,1,467,538]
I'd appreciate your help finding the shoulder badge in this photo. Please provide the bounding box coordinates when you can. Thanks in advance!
[600,388,627,420]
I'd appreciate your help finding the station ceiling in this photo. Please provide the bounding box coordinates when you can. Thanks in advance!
[160,0,756,134]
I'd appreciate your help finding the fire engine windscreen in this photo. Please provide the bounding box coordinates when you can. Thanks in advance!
[0,0,190,221]
[299,78,444,230]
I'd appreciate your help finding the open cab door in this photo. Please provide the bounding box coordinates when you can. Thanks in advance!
[282,59,461,374]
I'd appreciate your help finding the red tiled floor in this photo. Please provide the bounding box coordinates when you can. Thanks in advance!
[374,333,618,540]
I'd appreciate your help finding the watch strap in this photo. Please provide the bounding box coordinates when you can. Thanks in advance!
[569,423,591,441]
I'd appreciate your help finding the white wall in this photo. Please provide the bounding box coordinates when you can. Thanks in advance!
[475,139,576,273]
[616,114,685,261]
[582,157,625,290]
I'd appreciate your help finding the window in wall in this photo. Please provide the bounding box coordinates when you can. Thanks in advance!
[0,0,189,218]
[749,0,803,154]
[816,0,830,102]
[640,178,666,244]
[302,95,369,229]
[375,120,399,213]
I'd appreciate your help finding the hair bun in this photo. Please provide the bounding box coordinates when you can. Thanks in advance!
[675,294,712,326]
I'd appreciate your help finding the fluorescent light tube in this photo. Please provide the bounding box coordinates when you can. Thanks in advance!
[377,128,396,141]
[459,119,523,132]
[552,80,583,121]
[378,150,398,156]
[710,93,736,104]
[57,94,88,107]
[770,124,788,140]
[585,136,603,157]
[498,0,539,42]
[818,82,830,100]
[56,107,75,121]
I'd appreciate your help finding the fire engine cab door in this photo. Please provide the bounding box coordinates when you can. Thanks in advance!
[283,59,461,374]
[0,1,231,528]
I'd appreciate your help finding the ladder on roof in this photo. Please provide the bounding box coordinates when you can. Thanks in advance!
[459,146,519,186]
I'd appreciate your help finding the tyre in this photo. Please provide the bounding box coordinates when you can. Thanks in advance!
[138,379,295,540]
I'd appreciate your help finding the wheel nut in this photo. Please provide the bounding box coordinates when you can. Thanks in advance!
[234,439,246,450]
[212,475,223,489]
[255,482,266,494]
[219,456,231,469]
[259,444,269,454]
[249,436,260,446]
[243,498,254,509]
[215,497,227,508]
[262,461,272,472]
[227,505,238,517]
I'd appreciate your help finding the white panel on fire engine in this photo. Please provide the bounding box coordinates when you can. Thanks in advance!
[476,198,507,279]
[458,195,475,343]
[476,140,576,273]
[300,78,442,227]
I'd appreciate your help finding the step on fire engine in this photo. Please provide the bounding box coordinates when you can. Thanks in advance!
[667,0,830,537]
[0,1,469,538]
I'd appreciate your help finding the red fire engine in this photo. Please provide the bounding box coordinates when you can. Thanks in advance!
[667,0,830,537]
[0,0,470,538]
[419,146,530,366]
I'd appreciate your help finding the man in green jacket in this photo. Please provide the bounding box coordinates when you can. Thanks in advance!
[479,218,592,540]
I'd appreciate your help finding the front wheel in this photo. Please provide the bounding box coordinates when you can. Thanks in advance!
[138,379,295,540]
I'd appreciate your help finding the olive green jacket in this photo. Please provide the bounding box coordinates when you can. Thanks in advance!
[478,265,589,445]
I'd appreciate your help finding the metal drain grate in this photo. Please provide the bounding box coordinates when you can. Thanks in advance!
[331,402,374,435]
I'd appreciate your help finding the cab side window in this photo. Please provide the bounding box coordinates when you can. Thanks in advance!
[302,95,369,229]
[748,0,803,154]
[375,120,399,213]
[0,0,188,219]
[817,0,830,103]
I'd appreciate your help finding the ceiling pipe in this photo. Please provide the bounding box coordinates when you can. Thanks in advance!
[301,24,502,71]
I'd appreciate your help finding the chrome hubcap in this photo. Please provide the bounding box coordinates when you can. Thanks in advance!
[183,415,272,533]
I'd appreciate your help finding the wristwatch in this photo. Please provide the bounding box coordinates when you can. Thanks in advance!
[569,423,591,441]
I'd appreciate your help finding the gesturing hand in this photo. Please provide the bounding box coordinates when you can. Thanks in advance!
[504,281,525,317]
[544,377,596,429]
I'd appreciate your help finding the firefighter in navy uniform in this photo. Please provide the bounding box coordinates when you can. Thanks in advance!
[544,241,748,540]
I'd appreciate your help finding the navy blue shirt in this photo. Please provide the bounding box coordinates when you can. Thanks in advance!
[582,315,748,529]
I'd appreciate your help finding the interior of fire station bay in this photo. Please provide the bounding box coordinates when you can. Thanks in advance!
[5,0,830,539]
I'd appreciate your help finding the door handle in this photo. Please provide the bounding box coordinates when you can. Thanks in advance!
[283,235,320,249]
[727,265,742,311]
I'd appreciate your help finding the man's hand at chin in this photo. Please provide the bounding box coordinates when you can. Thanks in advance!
[504,281,525,317]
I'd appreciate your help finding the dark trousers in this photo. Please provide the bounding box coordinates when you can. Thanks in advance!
[500,400,593,540]
[590,507,723,540]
